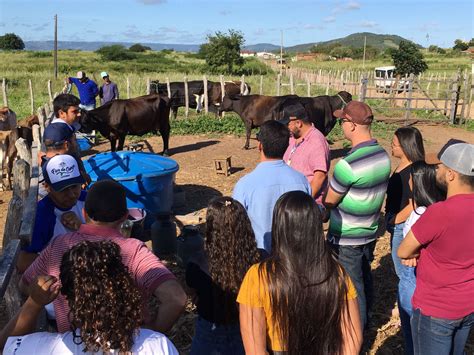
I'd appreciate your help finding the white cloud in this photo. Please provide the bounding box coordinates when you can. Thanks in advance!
[324,16,336,23]
[332,1,361,14]
[359,20,378,28]
[346,1,361,10]
[136,0,166,5]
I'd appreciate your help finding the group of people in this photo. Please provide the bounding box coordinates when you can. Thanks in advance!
[66,70,119,110]
[0,92,472,355]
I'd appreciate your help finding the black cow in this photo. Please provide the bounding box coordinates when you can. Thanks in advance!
[80,94,171,155]
[149,80,205,119]
[219,91,352,149]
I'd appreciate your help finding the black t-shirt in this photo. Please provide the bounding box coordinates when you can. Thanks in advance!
[385,165,412,215]
[186,262,239,325]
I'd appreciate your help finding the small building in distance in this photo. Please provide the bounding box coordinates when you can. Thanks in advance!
[256,51,277,59]
[240,50,256,57]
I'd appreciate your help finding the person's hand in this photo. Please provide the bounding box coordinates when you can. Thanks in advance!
[401,257,418,267]
[29,275,60,307]
[61,211,82,231]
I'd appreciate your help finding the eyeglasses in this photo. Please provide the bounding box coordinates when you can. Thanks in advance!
[338,118,351,125]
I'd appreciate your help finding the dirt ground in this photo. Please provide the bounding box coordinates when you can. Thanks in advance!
[0,121,473,354]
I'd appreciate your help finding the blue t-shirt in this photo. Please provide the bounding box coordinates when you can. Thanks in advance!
[69,78,98,106]
[233,160,311,252]
[23,191,87,253]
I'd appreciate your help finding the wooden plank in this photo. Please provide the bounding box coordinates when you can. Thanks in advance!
[449,71,461,124]
[276,74,281,96]
[166,77,171,99]
[404,74,415,124]
[2,78,8,107]
[184,76,189,118]
[203,75,208,114]
[19,146,38,245]
[47,80,53,103]
[15,138,32,167]
[259,75,263,95]
[0,240,21,298]
[460,72,469,121]
[146,77,151,95]
[289,73,294,95]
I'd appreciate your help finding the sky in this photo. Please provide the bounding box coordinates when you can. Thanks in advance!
[0,0,472,47]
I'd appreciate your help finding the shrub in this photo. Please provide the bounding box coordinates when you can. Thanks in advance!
[0,33,25,50]
[96,45,136,61]
[129,43,151,52]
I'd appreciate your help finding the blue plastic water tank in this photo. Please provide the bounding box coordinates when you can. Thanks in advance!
[83,151,179,227]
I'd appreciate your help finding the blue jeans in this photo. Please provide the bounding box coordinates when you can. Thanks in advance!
[386,219,405,279]
[190,317,245,355]
[330,241,375,329]
[411,309,473,355]
[399,265,417,355]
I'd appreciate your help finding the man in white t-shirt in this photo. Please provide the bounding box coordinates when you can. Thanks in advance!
[17,154,86,273]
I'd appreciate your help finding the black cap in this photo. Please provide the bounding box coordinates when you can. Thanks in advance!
[278,103,309,124]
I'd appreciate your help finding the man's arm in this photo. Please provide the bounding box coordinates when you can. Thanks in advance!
[323,186,344,210]
[0,276,59,350]
[149,279,187,333]
[310,170,327,199]
[239,304,268,355]
[397,230,422,260]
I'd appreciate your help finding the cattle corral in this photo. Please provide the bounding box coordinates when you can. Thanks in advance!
[0,120,474,353]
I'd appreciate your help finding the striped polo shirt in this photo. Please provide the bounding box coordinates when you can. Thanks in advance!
[328,139,391,246]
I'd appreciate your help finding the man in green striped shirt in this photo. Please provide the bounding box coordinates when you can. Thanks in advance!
[324,101,391,329]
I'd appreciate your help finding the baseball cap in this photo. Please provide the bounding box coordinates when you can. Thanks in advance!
[76,71,86,79]
[333,101,373,125]
[43,123,74,146]
[101,71,109,78]
[43,154,85,191]
[426,139,473,176]
[278,103,309,125]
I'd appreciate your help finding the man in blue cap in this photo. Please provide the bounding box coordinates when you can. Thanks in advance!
[99,71,119,105]
[17,154,87,273]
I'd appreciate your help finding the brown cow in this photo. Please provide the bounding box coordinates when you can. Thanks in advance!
[205,81,251,115]
[219,91,352,149]
[80,94,171,155]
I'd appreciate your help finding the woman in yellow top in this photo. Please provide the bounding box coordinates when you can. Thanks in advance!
[237,191,363,354]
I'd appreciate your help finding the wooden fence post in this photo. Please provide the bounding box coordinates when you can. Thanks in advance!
[44,103,51,120]
[325,75,330,95]
[306,74,311,97]
[259,75,263,95]
[146,78,151,95]
[219,75,225,118]
[404,74,415,124]
[126,77,131,99]
[15,138,32,167]
[29,79,34,114]
[359,76,368,102]
[277,74,281,96]
[32,124,41,145]
[460,71,469,122]
[2,78,7,107]
[449,71,461,124]
[184,76,189,119]
[37,107,46,138]
[166,77,171,99]
[47,80,53,103]
[203,75,208,114]
[240,75,245,94]
[3,159,30,318]
[289,73,294,95]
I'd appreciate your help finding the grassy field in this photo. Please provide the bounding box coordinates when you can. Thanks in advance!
[286,52,471,75]
[0,50,471,130]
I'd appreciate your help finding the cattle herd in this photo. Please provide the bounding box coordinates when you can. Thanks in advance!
[0,77,353,189]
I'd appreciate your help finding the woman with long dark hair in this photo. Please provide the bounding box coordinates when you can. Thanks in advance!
[396,161,445,354]
[186,196,260,355]
[0,240,178,354]
[237,191,362,354]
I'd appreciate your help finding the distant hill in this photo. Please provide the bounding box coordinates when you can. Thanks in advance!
[23,32,420,53]
[285,32,421,53]
[25,41,201,52]
[242,43,280,52]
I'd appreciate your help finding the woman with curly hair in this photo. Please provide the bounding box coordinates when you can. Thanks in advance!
[0,240,178,354]
[237,191,363,354]
[186,196,260,355]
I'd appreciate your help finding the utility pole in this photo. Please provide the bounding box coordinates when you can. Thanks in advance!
[54,14,58,79]
[426,33,429,53]
[362,35,367,69]
[280,30,283,76]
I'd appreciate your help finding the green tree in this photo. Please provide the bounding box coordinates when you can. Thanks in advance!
[129,43,151,52]
[391,40,428,76]
[95,45,136,61]
[469,38,474,47]
[428,45,446,54]
[329,46,353,59]
[453,39,469,51]
[0,33,25,50]
[199,29,244,74]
